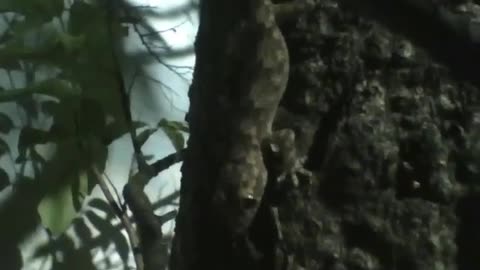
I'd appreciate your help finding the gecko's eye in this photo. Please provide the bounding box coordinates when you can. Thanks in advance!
[269,142,280,153]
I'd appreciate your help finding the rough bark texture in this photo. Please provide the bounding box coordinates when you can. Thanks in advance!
[170,0,480,270]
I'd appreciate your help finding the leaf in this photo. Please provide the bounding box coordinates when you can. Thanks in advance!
[15,150,28,164]
[0,0,64,24]
[0,59,21,70]
[135,128,157,147]
[55,33,86,54]
[30,148,47,165]
[18,97,38,119]
[0,168,10,191]
[0,138,9,156]
[0,79,82,103]
[0,112,14,133]
[132,121,148,129]
[86,136,108,172]
[158,118,189,133]
[72,170,88,211]
[38,182,77,236]
[163,128,185,151]
[74,219,93,243]
[18,127,50,153]
[40,100,60,115]
[77,98,106,136]
[143,154,155,161]
[0,29,13,44]
[157,118,187,151]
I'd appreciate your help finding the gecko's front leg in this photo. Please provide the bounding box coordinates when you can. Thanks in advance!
[264,129,312,190]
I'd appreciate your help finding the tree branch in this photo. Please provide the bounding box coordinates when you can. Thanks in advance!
[92,166,144,270]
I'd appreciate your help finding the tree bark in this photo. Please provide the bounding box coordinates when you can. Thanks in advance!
[170,1,480,270]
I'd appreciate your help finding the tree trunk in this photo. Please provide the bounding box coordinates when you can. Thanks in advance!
[170,0,480,270]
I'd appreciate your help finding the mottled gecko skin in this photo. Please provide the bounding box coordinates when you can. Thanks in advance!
[213,0,300,236]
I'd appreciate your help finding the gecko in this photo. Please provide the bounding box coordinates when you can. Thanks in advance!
[212,0,314,238]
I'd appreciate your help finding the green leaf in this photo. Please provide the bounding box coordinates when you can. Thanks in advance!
[162,127,185,151]
[0,168,9,191]
[135,128,157,147]
[157,119,187,151]
[157,118,189,133]
[55,33,86,54]
[0,79,82,103]
[38,182,77,236]
[0,112,14,133]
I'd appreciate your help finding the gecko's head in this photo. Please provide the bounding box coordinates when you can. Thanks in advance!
[212,185,261,235]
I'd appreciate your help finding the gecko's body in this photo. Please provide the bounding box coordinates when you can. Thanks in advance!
[213,0,312,236]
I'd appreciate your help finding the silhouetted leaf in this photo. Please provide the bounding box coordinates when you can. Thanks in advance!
[18,127,50,154]
[0,168,9,191]
[86,170,98,198]
[85,210,114,249]
[74,218,93,242]
[133,121,148,129]
[0,0,64,23]
[18,97,38,119]
[83,136,108,173]
[102,120,128,145]
[86,206,130,263]
[158,118,189,132]
[77,98,106,136]
[40,100,59,115]
[0,138,9,156]
[88,198,112,215]
[0,112,14,133]
[30,148,47,165]
[0,244,23,270]
[115,224,130,263]
[162,127,185,151]
[15,151,27,164]
[0,79,82,103]
[72,170,88,211]
[144,154,155,161]
[0,59,21,70]
[136,128,157,147]
[0,29,13,44]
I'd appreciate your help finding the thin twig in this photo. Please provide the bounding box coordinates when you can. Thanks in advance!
[92,165,144,270]
[103,171,124,209]
[130,148,186,187]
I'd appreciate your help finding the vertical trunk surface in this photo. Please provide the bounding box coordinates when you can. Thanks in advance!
[170,1,480,270]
